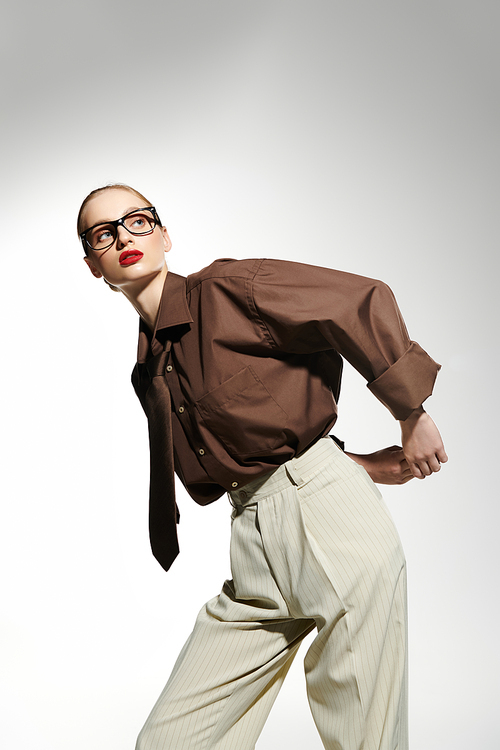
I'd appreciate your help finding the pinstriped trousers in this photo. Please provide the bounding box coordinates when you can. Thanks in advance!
[136,438,408,750]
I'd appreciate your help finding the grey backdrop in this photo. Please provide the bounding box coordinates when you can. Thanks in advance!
[2,1,499,748]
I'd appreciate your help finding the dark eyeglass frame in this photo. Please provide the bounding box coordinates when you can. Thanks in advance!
[80,206,162,254]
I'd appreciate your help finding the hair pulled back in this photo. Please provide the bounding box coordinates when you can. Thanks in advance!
[77,183,153,236]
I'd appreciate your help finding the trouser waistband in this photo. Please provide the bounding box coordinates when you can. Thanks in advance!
[229,437,344,508]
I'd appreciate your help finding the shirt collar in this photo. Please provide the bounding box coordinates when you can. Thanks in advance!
[137,271,193,362]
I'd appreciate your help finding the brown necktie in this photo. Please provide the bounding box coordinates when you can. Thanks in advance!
[131,340,180,572]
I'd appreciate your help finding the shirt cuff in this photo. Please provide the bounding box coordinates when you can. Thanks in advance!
[367,341,441,420]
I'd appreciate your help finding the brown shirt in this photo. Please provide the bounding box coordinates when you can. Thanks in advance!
[133,258,440,506]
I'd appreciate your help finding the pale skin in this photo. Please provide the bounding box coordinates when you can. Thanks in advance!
[81,187,447,485]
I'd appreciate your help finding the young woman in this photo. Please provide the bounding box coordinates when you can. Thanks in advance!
[78,184,447,750]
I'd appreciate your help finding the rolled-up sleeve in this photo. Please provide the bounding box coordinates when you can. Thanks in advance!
[251,259,440,420]
[366,341,441,419]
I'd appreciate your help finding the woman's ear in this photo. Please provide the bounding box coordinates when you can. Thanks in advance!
[161,226,172,253]
[84,256,103,279]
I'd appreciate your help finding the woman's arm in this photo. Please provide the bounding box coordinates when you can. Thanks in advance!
[346,446,415,485]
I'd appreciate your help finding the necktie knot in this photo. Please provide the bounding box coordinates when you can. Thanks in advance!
[147,341,171,378]
[132,341,172,409]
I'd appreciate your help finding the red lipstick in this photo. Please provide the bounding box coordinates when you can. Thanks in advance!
[119,250,144,266]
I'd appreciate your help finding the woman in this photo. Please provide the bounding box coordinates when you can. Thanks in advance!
[78,183,446,750]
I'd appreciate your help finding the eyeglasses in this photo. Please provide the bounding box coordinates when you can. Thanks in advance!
[80,207,162,253]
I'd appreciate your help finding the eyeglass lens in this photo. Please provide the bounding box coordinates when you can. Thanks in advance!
[86,210,156,251]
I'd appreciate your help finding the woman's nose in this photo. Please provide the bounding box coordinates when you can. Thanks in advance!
[116,224,133,247]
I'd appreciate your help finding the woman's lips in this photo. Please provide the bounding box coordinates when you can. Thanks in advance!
[119,250,144,266]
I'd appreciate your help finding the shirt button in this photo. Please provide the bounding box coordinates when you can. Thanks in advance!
[198,448,205,456]
[239,490,248,500]
[166,365,173,372]
[231,481,239,488]
[178,406,185,414]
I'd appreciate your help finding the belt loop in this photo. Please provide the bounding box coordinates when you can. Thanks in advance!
[285,460,305,486]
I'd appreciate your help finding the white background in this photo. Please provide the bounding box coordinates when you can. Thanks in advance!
[2,1,499,748]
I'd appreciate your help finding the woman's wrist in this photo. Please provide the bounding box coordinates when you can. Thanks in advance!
[399,405,425,425]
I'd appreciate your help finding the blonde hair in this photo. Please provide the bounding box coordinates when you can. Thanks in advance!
[77,183,155,293]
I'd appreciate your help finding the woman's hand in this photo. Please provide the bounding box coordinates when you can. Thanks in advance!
[399,407,448,479]
[346,446,415,485]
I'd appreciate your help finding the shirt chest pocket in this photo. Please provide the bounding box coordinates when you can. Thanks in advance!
[195,366,288,457]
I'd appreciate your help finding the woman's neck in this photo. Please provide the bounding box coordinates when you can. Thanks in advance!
[121,265,168,332]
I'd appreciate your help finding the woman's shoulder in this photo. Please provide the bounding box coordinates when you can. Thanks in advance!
[186,257,265,291]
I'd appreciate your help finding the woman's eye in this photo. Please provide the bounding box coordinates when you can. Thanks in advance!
[132,217,146,228]
[97,229,113,243]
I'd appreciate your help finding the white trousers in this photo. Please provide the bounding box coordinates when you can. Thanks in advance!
[136,438,408,750]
